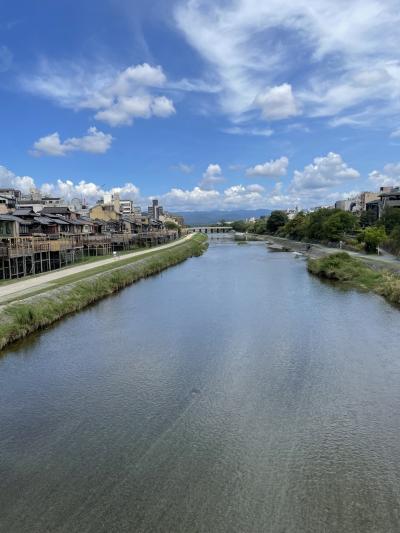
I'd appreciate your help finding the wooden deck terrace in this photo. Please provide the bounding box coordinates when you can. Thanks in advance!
[6,237,51,258]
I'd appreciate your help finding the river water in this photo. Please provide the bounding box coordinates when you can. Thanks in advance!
[1,238,400,532]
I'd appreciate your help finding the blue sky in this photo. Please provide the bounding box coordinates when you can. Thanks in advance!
[1,0,400,211]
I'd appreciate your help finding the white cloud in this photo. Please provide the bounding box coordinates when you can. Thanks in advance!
[246,184,265,193]
[42,179,142,203]
[0,163,142,205]
[172,163,194,174]
[390,128,400,139]
[162,186,220,210]
[161,183,268,210]
[21,62,176,127]
[246,156,289,178]
[94,95,175,127]
[31,127,113,157]
[222,126,274,137]
[290,152,360,191]
[110,64,166,94]
[199,163,225,189]
[254,84,299,121]
[369,163,400,187]
[0,165,35,193]
[175,0,400,127]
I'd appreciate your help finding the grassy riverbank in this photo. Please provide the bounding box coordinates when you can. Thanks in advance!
[0,234,208,351]
[308,252,400,306]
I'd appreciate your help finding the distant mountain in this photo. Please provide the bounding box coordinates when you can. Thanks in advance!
[175,209,271,226]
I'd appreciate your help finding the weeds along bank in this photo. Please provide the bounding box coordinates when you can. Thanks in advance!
[0,234,208,351]
[308,252,400,307]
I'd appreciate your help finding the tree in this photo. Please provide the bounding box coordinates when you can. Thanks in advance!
[380,208,400,233]
[359,209,377,228]
[321,211,358,241]
[253,218,267,235]
[281,212,307,240]
[165,221,179,230]
[363,226,387,253]
[387,225,400,255]
[305,208,338,240]
[231,220,250,232]
[266,211,288,234]
[303,209,357,241]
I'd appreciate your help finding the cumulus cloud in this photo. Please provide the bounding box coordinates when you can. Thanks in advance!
[21,62,176,127]
[161,183,268,210]
[0,165,35,193]
[0,163,142,205]
[199,163,225,189]
[290,152,360,192]
[254,84,299,121]
[94,95,175,127]
[41,179,142,204]
[31,127,113,157]
[162,186,220,210]
[175,0,400,127]
[369,163,400,187]
[246,157,289,178]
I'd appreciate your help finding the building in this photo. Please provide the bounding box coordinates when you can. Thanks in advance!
[89,203,121,224]
[164,212,185,226]
[0,188,21,200]
[103,193,121,213]
[365,187,400,218]
[120,200,133,215]
[0,194,17,213]
[335,199,356,212]
[378,187,400,212]
[359,192,379,211]
[148,199,164,221]
[0,214,24,237]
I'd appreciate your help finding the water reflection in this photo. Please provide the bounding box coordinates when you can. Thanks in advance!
[1,241,400,532]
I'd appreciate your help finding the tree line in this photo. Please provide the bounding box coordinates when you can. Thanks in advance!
[230,207,400,254]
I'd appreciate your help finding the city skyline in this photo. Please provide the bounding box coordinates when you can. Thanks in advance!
[1,0,400,211]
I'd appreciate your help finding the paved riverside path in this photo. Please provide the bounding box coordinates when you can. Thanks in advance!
[0,234,194,302]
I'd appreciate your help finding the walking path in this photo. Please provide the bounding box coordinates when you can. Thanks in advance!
[269,236,400,272]
[0,234,194,302]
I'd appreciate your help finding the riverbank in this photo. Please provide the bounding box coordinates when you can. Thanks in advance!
[308,252,400,306]
[0,233,208,350]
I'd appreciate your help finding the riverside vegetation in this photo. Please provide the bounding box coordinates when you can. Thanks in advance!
[0,234,208,350]
[308,252,400,306]
[230,206,400,254]
[230,207,400,308]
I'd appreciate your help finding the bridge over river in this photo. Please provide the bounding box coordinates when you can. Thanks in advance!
[188,226,233,234]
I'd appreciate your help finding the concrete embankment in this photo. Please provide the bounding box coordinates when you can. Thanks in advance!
[0,234,208,351]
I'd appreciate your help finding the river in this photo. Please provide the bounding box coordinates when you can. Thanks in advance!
[1,238,400,532]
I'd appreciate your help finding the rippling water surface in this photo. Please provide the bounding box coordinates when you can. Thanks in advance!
[1,239,400,532]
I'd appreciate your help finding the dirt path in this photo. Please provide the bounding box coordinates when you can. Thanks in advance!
[0,234,194,302]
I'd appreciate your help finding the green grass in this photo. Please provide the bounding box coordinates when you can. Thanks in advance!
[0,234,208,350]
[308,252,400,306]
[1,238,195,305]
